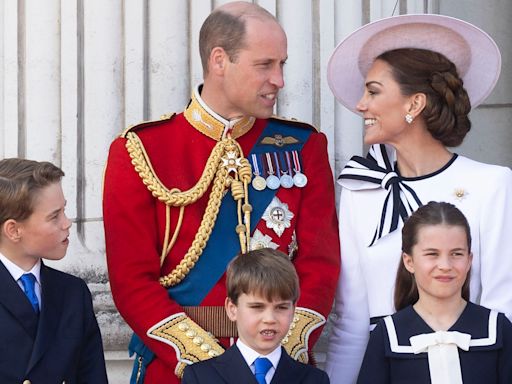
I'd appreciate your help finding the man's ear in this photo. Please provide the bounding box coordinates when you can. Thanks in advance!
[225,297,238,322]
[209,46,228,76]
[2,219,21,242]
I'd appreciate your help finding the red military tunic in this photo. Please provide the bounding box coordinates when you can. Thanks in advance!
[103,88,340,383]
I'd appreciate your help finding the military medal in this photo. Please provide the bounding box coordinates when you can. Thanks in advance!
[251,154,267,191]
[262,197,294,237]
[266,174,280,190]
[280,152,294,188]
[265,153,280,190]
[252,176,266,191]
[293,172,308,188]
[292,150,308,188]
[280,174,294,188]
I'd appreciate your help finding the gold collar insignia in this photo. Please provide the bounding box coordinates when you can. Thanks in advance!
[184,85,255,141]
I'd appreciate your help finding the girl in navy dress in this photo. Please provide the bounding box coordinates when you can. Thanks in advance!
[357,201,512,383]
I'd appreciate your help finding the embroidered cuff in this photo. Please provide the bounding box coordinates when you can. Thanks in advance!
[146,312,225,378]
[281,307,326,363]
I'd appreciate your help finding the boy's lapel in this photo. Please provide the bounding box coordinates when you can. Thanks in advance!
[271,347,305,383]
[0,261,39,338]
[26,264,62,373]
[213,345,258,384]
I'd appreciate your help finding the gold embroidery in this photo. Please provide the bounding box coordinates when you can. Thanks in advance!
[184,88,255,140]
[147,313,225,378]
[281,307,326,363]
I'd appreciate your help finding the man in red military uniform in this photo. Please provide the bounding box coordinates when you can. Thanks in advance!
[103,2,340,383]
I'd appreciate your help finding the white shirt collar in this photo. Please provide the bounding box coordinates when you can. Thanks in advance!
[0,252,42,284]
[236,338,282,370]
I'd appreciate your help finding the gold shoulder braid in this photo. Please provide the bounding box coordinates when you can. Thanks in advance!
[125,131,252,288]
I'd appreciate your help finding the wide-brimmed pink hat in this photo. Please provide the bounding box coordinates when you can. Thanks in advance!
[327,14,501,113]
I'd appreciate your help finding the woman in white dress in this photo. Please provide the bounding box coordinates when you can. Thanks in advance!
[324,14,512,384]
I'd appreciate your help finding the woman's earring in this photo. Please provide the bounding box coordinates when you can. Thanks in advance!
[405,113,414,124]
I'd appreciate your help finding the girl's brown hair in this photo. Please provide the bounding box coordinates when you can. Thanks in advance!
[394,201,471,311]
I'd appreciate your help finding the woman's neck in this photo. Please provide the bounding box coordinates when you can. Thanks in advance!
[391,124,454,178]
[413,296,467,331]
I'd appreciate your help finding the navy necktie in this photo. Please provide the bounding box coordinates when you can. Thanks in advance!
[19,273,40,314]
[254,357,272,384]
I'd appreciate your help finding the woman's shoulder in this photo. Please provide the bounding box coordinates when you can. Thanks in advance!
[455,155,512,178]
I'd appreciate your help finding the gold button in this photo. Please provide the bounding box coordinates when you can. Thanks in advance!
[185,330,196,338]
[23,380,31,384]
[178,322,189,331]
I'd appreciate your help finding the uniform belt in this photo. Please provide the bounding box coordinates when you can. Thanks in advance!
[183,306,238,338]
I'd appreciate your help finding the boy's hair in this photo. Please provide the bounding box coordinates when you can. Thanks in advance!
[394,201,471,310]
[226,248,300,305]
[0,158,64,225]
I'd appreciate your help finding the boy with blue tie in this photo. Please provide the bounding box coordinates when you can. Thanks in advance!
[0,158,108,383]
[182,248,330,383]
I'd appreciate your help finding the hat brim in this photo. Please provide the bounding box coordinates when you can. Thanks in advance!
[327,14,501,113]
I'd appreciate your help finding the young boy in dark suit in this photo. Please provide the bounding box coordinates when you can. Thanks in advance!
[0,158,108,383]
[182,248,330,383]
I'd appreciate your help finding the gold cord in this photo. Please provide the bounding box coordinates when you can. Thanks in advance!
[125,132,252,287]
[166,206,185,255]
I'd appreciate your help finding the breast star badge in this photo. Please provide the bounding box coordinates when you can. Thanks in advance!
[262,197,294,237]
[250,229,279,251]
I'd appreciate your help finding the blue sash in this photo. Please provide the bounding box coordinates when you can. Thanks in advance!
[129,119,313,383]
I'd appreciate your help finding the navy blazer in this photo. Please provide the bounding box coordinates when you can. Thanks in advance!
[0,261,108,383]
[182,345,330,384]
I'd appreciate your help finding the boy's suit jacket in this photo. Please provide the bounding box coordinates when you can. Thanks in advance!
[0,261,108,383]
[182,345,330,384]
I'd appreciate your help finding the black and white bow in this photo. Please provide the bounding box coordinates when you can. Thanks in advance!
[338,144,423,246]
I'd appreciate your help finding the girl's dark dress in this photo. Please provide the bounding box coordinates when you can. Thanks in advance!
[357,302,512,383]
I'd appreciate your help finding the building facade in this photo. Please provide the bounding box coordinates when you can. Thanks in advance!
[1,0,511,382]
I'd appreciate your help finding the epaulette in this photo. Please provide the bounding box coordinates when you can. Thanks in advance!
[120,113,176,138]
[269,115,319,133]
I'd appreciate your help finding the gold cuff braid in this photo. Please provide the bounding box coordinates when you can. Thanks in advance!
[146,313,225,378]
[281,307,326,363]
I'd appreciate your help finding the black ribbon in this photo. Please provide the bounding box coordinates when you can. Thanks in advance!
[338,144,423,246]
